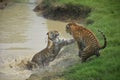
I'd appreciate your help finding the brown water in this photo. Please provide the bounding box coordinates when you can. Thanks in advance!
[0,3,48,80]
[0,3,72,80]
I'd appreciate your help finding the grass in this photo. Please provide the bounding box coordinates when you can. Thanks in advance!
[58,0,120,80]
[41,0,120,80]
[63,46,120,80]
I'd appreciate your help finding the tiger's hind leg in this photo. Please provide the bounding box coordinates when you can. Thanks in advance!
[81,51,89,63]
[81,46,92,63]
[81,53,87,63]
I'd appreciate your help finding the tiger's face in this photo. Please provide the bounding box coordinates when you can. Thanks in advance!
[66,22,77,35]
[47,30,59,40]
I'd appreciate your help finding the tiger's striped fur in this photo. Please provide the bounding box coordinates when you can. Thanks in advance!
[27,30,75,69]
[66,22,107,62]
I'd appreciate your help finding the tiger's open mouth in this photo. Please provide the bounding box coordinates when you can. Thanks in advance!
[50,32,60,40]
[47,30,60,40]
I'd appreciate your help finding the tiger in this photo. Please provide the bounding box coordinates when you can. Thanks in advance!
[27,30,75,69]
[65,22,107,62]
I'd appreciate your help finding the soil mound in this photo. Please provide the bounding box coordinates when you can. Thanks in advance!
[33,1,92,23]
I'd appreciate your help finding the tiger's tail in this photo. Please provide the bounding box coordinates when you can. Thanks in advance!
[98,30,107,49]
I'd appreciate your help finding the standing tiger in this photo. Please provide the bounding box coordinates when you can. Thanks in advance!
[27,30,75,69]
[65,22,107,62]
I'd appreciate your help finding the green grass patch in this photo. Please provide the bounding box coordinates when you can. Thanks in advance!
[33,0,120,80]
[61,0,120,80]
[48,0,120,80]
[63,46,120,80]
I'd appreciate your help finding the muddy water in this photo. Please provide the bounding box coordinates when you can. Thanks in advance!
[0,3,71,80]
[0,3,48,80]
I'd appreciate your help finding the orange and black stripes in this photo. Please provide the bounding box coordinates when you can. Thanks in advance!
[66,22,107,62]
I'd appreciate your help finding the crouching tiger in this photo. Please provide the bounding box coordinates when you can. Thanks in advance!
[66,22,107,62]
[27,30,75,69]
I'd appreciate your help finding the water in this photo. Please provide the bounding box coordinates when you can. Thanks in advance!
[0,3,48,80]
[0,3,72,80]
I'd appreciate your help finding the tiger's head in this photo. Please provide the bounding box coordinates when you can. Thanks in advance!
[47,30,59,40]
[66,22,77,35]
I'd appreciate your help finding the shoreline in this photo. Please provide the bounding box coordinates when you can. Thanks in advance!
[33,1,93,25]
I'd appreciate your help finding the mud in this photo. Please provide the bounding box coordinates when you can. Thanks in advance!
[33,1,92,24]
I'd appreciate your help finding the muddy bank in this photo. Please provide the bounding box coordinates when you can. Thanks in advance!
[33,0,92,24]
